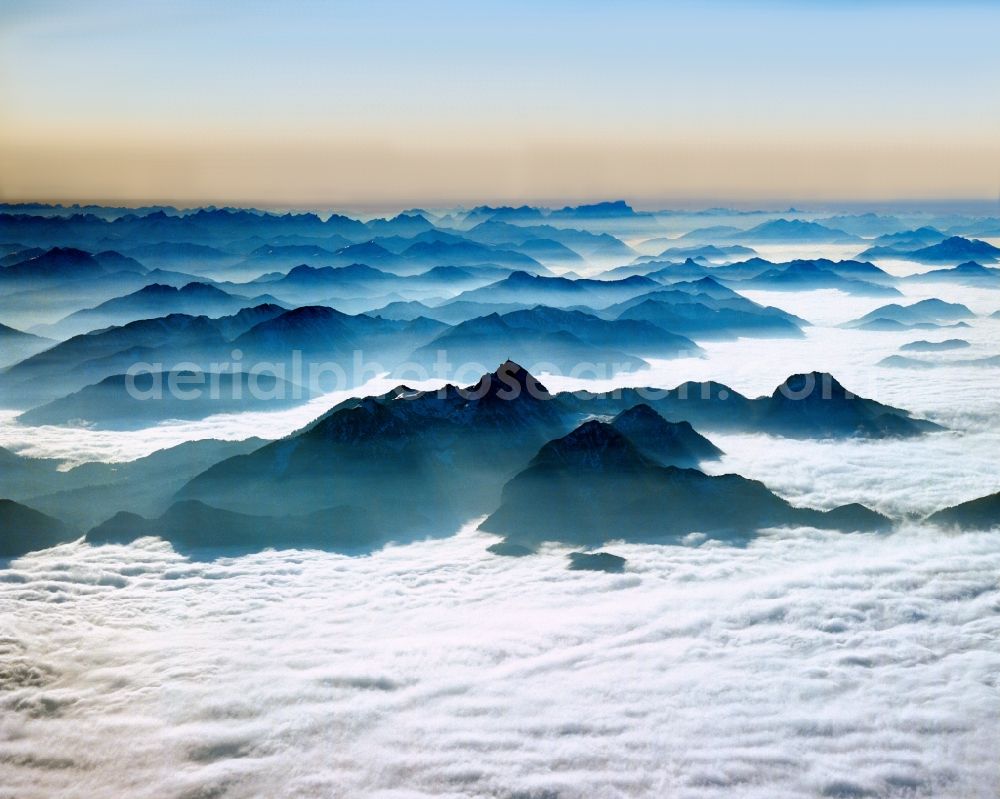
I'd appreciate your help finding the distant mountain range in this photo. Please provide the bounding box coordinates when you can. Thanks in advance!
[0,246,144,287]
[604,257,899,297]
[905,261,1000,286]
[35,281,286,339]
[656,243,757,261]
[0,322,53,369]
[463,220,635,261]
[0,438,267,530]
[449,271,660,308]
[404,307,699,377]
[18,370,317,429]
[843,299,975,331]
[858,236,1000,264]
[817,213,905,237]
[899,339,970,352]
[869,226,945,249]
[878,354,1000,370]
[601,282,807,340]
[682,219,860,245]
[729,261,899,297]
[404,312,649,377]
[0,307,282,407]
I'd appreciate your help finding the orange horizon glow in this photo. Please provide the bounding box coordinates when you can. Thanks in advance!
[3,1,999,207]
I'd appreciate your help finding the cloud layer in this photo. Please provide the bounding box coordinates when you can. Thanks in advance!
[2,524,999,798]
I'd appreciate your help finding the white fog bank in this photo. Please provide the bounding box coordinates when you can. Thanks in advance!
[2,523,999,798]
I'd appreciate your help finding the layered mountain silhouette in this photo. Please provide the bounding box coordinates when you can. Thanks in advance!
[371,299,535,325]
[879,354,1000,370]
[219,244,344,277]
[0,307,285,407]
[241,262,512,308]
[229,305,447,373]
[1,438,266,530]
[122,241,241,272]
[18,370,317,429]
[653,244,756,261]
[0,246,44,266]
[905,261,1000,286]
[606,258,898,300]
[729,261,899,296]
[0,304,447,406]
[816,213,904,237]
[37,282,285,339]
[859,236,1000,264]
[699,257,899,293]
[604,287,806,340]
[899,339,970,352]
[463,220,635,261]
[404,307,700,377]
[902,236,1000,263]
[449,271,660,309]
[843,299,975,330]
[404,312,651,376]
[877,355,936,369]
[601,257,711,281]
[868,226,945,249]
[0,247,143,286]
[716,219,859,244]
[0,322,53,368]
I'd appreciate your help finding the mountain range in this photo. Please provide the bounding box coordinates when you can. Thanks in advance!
[843,299,975,330]
[683,219,860,245]
[34,281,286,339]
[0,323,53,368]
[905,261,1000,286]
[858,236,1000,264]
[18,370,316,429]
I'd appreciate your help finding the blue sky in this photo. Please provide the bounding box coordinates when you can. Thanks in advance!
[1,0,998,205]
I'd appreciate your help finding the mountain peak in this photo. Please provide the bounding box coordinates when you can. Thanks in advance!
[467,360,551,401]
[611,402,665,427]
[180,281,228,296]
[610,403,724,466]
[773,371,848,400]
[533,420,653,470]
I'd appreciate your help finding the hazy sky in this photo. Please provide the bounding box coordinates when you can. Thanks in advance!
[1,0,999,208]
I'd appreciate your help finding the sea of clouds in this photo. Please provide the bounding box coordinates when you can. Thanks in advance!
[3,524,999,798]
[2,254,1000,797]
